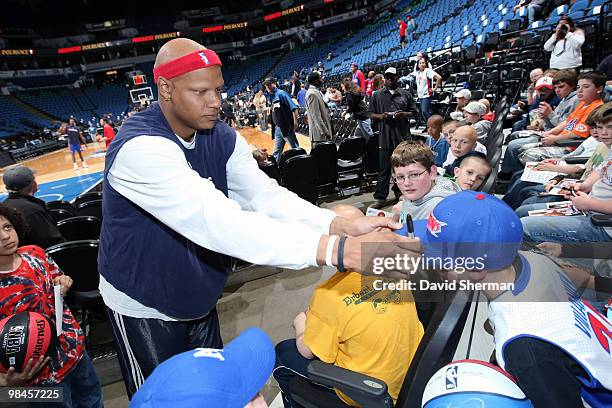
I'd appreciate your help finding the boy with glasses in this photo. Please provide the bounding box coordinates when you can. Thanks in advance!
[391,141,458,221]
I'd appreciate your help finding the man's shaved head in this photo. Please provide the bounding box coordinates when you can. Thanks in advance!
[155,38,224,138]
[155,38,206,68]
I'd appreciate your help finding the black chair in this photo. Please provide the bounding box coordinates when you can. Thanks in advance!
[279,148,307,172]
[77,200,102,220]
[364,135,380,186]
[281,155,318,204]
[287,289,474,408]
[57,216,102,241]
[46,240,103,346]
[259,162,281,183]
[337,137,366,191]
[47,200,77,215]
[50,209,74,223]
[73,192,102,208]
[311,142,339,196]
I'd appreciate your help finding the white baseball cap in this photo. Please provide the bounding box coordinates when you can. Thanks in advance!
[463,101,486,116]
[535,76,554,90]
[454,89,472,99]
[384,67,397,75]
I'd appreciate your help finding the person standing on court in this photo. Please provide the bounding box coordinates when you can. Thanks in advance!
[66,118,87,170]
[305,72,333,144]
[98,38,419,398]
[263,77,300,162]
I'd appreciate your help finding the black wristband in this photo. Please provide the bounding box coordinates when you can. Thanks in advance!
[337,236,347,272]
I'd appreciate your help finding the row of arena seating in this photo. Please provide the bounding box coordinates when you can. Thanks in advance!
[0,96,54,138]
[260,96,508,205]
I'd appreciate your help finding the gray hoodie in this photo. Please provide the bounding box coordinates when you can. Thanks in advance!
[400,176,459,220]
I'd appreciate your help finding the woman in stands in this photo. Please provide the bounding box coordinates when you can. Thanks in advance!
[410,57,442,123]
[544,15,585,72]
[341,77,373,140]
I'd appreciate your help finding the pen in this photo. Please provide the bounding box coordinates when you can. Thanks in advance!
[407,214,414,239]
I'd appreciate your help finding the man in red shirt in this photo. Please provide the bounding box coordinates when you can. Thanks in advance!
[100,118,116,149]
[350,63,366,92]
[398,19,407,48]
[365,71,376,97]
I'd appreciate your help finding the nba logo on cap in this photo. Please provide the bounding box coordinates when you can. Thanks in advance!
[427,212,447,237]
[198,52,209,65]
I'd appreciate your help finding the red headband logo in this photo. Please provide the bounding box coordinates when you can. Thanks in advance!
[153,49,222,84]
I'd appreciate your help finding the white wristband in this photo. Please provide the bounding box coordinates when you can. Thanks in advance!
[325,235,339,267]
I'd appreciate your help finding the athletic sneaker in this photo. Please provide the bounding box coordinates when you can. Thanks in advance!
[73,163,78,170]
[82,162,88,169]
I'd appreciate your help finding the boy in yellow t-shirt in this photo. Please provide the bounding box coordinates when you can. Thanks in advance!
[273,205,424,408]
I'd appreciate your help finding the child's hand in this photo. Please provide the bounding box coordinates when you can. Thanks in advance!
[570,191,591,211]
[53,275,73,296]
[0,356,50,386]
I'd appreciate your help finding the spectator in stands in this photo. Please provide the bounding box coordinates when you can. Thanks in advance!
[463,101,491,144]
[305,72,332,144]
[544,15,585,72]
[350,62,366,91]
[2,166,65,249]
[324,86,343,107]
[450,89,471,121]
[514,103,610,214]
[391,141,458,221]
[451,153,492,191]
[597,54,612,84]
[526,68,545,107]
[66,118,87,170]
[341,77,373,140]
[372,73,385,94]
[274,205,424,408]
[317,61,325,77]
[512,76,561,132]
[480,99,494,122]
[441,119,460,145]
[289,75,301,99]
[398,18,408,48]
[253,90,268,132]
[264,77,300,161]
[411,57,441,122]
[499,69,579,180]
[423,114,450,167]
[221,98,236,127]
[518,71,605,164]
[365,71,376,98]
[443,125,487,174]
[296,84,307,107]
[369,67,417,208]
[513,0,548,24]
[406,15,416,37]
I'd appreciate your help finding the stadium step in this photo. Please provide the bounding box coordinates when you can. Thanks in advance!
[6,94,56,122]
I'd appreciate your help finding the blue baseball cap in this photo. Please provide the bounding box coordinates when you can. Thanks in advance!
[130,328,274,408]
[398,191,523,270]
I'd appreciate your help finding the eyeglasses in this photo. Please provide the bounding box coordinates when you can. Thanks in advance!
[392,170,428,183]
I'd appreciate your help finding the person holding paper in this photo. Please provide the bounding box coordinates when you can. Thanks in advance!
[0,203,103,406]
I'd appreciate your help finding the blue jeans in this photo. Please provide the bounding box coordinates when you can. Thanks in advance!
[354,118,373,140]
[501,136,539,174]
[419,97,432,122]
[259,110,268,131]
[40,352,103,408]
[512,117,529,132]
[274,339,341,408]
[522,213,612,243]
[273,126,300,162]
[527,4,542,24]
[502,171,542,209]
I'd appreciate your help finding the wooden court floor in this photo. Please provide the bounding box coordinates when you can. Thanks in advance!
[0,127,311,193]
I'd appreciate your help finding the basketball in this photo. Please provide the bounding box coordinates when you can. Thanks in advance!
[422,359,534,407]
[0,312,57,373]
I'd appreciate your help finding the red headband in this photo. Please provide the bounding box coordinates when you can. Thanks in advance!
[153,49,222,84]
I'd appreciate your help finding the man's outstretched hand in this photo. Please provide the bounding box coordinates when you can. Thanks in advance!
[331,215,403,237]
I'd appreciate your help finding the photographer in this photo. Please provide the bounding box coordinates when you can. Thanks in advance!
[544,16,585,72]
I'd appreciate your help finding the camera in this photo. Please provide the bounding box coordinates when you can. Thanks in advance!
[558,24,569,39]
